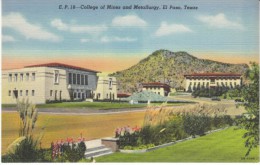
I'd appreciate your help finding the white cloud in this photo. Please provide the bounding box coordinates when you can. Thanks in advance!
[112,15,147,28]
[100,36,137,43]
[155,22,192,37]
[51,19,107,35]
[3,12,61,42]
[2,35,16,42]
[80,38,90,43]
[197,13,244,30]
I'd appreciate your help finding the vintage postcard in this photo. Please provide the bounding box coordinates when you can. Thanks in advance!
[1,0,259,163]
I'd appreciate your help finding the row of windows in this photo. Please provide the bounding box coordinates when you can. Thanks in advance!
[187,77,240,80]
[73,92,86,99]
[8,90,35,97]
[190,82,237,86]
[68,73,88,85]
[50,90,62,97]
[8,73,35,82]
[188,80,239,82]
[145,87,162,90]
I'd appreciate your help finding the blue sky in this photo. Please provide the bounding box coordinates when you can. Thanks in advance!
[2,0,259,69]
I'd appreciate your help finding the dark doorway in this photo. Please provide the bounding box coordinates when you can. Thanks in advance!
[60,91,62,101]
[13,90,18,99]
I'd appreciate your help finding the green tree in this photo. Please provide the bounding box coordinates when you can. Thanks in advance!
[238,62,259,156]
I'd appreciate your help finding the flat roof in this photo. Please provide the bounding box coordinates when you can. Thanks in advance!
[184,73,241,77]
[25,62,100,73]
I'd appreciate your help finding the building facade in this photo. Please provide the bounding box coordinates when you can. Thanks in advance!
[2,63,99,104]
[141,82,171,96]
[184,73,242,92]
[94,76,117,101]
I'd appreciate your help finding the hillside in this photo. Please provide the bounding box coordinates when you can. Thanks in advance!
[110,50,249,93]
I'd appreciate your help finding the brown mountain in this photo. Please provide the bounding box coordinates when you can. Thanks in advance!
[110,50,249,93]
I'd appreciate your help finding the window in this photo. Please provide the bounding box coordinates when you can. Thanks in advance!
[8,74,12,82]
[78,92,81,99]
[8,90,11,96]
[81,75,84,85]
[20,73,23,81]
[73,73,76,84]
[109,78,112,89]
[32,73,35,81]
[32,90,35,96]
[55,90,57,100]
[54,70,59,84]
[60,91,62,100]
[234,82,237,86]
[73,92,77,99]
[77,74,80,85]
[50,90,53,96]
[84,75,88,85]
[14,74,18,82]
[20,90,23,96]
[210,78,215,83]
[26,90,28,96]
[68,73,72,84]
[26,73,29,81]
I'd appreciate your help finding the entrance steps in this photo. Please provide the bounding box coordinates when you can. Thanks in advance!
[84,139,113,158]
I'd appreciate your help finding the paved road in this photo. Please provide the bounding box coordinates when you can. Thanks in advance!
[2,96,243,116]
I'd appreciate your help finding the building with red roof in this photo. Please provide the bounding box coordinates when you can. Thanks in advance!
[2,63,100,104]
[184,73,242,92]
[141,82,171,96]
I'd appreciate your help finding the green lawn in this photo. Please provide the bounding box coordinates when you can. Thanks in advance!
[2,102,189,110]
[96,127,259,162]
[2,102,146,109]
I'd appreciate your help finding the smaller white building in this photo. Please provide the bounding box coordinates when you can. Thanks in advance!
[141,82,171,96]
[94,77,117,101]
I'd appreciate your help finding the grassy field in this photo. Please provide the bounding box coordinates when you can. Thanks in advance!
[96,127,259,163]
[1,111,146,154]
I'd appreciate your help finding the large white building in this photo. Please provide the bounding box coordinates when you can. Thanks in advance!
[2,63,99,104]
[94,76,117,101]
[184,73,242,92]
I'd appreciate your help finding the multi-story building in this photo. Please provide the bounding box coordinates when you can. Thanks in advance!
[184,73,242,92]
[2,63,99,104]
[141,82,171,96]
[94,76,117,101]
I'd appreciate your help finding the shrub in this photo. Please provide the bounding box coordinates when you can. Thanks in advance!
[117,126,141,148]
[3,99,45,162]
[3,137,44,162]
[183,114,211,137]
[50,139,86,162]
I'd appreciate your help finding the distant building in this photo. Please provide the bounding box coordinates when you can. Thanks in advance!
[94,76,117,101]
[2,63,99,104]
[117,93,131,99]
[141,82,171,96]
[184,73,242,92]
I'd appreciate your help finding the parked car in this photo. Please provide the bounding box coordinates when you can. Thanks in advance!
[211,97,221,101]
